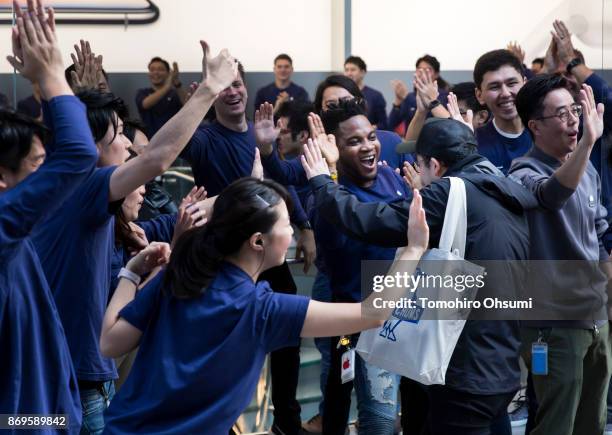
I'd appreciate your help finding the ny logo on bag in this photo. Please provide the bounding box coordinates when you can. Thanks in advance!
[379,319,402,341]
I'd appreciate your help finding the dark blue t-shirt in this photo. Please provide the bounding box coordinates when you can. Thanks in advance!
[104,264,309,434]
[475,119,533,174]
[32,166,119,382]
[362,85,388,130]
[181,121,308,223]
[135,87,183,138]
[253,81,309,112]
[0,95,98,433]
[310,166,412,301]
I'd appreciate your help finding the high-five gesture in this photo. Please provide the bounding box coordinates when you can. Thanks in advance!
[200,41,237,95]
[551,20,576,66]
[70,40,106,91]
[578,84,605,148]
[7,0,71,99]
[301,138,332,180]
[406,189,429,254]
[308,113,338,167]
[254,102,280,150]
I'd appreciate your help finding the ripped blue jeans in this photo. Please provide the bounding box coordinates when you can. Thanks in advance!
[323,333,399,435]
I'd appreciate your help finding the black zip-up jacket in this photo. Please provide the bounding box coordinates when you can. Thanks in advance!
[308,153,538,395]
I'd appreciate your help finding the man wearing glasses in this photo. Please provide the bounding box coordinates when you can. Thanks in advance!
[509,74,611,435]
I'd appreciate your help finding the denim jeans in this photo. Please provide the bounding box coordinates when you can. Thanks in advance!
[79,380,115,435]
[323,333,400,435]
[312,271,332,416]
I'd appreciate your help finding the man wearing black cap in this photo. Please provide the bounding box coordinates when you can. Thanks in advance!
[301,117,538,434]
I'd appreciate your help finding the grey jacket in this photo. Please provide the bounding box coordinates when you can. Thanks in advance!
[509,146,608,328]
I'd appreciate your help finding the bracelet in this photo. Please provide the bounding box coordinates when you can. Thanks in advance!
[330,171,338,181]
[566,57,583,74]
[118,267,141,286]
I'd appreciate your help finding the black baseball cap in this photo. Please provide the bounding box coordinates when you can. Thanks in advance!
[396,118,478,162]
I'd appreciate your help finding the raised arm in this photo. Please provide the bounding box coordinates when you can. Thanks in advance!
[108,42,237,202]
[300,189,429,337]
[1,0,97,243]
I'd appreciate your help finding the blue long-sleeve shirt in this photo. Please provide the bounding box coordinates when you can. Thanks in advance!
[0,95,98,433]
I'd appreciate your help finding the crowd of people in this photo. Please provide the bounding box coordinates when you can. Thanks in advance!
[2,1,612,435]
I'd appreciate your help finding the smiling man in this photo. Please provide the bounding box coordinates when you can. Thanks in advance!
[509,75,610,435]
[474,49,533,174]
[310,98,410,434]
[254,54,309,115]
[135,56,187,138]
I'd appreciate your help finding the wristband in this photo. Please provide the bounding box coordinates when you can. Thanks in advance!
[428,99,441,111]
[298,221,313,231]
[330,171,338,181]
[566,58,583,74]
[118,267,141,286]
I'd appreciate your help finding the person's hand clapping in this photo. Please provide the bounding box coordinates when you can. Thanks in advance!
[7,0,72,99]
[447,92,474,132]
[125,242,171,277]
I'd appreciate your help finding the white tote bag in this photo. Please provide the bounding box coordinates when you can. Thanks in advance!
[356,177,485,385]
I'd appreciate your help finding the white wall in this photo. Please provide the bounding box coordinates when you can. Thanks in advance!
[0,0,333,73]
[351,0,612,70]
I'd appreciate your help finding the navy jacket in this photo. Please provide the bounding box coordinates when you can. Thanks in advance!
[308,153,538,394]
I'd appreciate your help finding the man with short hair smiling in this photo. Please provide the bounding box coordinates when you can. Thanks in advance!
[311,98,410,434]
[473,49,533,174]
[181,62,313,435]
[509,75,610,435]
[344,55,388,129]
[254,53,309,115]
[135,56,187,137]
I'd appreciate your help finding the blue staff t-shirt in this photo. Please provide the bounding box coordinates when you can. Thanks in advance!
[104,264,310,434]
[32,166,119,382]
[0,95,97,434]
[362,85,388,130]
[253,81,309,113]
[135,87,183,138]
[475,119,533,175]
[310,165,412,302]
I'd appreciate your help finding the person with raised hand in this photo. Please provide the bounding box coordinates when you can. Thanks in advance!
[68,39,108,92]
[509,76,610,435]
[301,99,413,434]
[1,0,98,432]
[180,57,313,435]
[29,40,236,434]
[99,177,426,435]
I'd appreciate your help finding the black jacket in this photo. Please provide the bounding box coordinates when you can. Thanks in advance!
[309,154,538,394]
